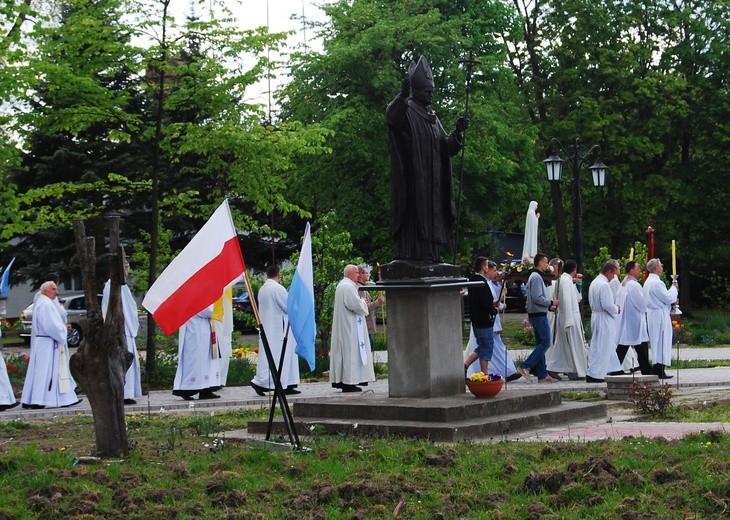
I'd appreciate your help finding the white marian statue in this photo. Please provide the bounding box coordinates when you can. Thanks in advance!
[522,201,539,263]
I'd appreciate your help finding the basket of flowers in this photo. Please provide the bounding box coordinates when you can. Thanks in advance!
[466,372,504,398]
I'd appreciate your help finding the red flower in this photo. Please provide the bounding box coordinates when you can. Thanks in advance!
[6,364,18,373]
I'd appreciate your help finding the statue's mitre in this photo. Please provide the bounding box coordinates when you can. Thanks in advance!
[408,55,435,90]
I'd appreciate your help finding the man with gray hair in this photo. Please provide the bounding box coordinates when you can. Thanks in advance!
[643,258,678,379]
[330,264,370,392]
[21,281,81,409]
[586,261,623,382]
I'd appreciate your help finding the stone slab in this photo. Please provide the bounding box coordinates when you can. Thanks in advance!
[247,399,608,442]
[291,389,562,422]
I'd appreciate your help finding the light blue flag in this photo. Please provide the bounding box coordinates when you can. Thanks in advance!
[0,257,15,299]
[288,223,316,371]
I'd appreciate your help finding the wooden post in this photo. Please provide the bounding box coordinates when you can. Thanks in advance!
[69,217,133,457]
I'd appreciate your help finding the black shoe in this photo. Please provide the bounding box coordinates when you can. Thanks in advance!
[0,401,19,412]
[61,399,83,408]
[607,371,625,376]
[659,373,674,380]
[21,403,45,409]
[567,372,580,381]
[284,388,301,395]
[124,399,137,405]
[547,371,563,381]
[341,384,362,393]
[586,375,605,383]
[506,373,522,382]
[249,382,269,397]
[172,390,195,401]
[357,382,368,387]
[331,382,343,389]
[198,391,221,400]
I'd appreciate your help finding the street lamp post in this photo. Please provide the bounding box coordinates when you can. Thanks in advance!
[543,138,607,275]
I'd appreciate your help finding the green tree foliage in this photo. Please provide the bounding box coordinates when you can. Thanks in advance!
[505,0,730,308]
[279,0,540,263]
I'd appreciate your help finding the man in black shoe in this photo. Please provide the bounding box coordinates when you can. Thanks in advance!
[172,307,222,400]
[615,261,653,375]
[586,261,622,382]
[251,265,301,396]
[329,265,369,393]
[643,258,678,380]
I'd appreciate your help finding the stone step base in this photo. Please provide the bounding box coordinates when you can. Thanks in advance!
[247,391,607,442]
[605,374,660,400]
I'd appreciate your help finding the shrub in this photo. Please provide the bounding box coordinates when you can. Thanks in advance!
[628,382,675,418]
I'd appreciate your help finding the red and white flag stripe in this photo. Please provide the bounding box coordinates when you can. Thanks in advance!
[142,199,246,335]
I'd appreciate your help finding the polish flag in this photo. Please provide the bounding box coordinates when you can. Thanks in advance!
[142,200,246,335]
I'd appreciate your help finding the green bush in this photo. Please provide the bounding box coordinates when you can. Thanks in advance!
[629,382,675,418]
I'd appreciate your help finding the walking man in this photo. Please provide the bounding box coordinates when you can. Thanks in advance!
[586,261,622,382]
[643,258,678,379]
[519,254,559,383]
[615,260,652,375]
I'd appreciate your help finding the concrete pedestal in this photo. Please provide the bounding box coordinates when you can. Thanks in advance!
[374,280,470,398]
[605,374,660,400]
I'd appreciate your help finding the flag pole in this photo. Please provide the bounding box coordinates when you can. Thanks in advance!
[267,322,292,438]
[243,271,301,449]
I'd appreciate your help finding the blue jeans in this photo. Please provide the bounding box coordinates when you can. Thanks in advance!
[473,326,494,362]
[521,315,551,380]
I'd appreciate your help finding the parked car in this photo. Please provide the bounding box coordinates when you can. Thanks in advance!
[232,288,254,314]
[19,293,102,348]
[232,287,257,332]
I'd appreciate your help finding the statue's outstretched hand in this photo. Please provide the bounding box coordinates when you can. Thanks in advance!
[400,78,411,98]
[456,116,470,133]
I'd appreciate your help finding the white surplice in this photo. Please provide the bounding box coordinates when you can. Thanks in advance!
[587,274,622,379]
[102,281,143,399]
[21,294,77,407]
[253,278,300,390]
[546,273,588,377]
[329,277,369,386]
[0,337,15,406]
[643,273,678,366]
[173,307,220,392]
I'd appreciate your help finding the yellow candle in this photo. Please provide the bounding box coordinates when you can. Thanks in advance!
[671,240,676,275]
[629,247,634,261]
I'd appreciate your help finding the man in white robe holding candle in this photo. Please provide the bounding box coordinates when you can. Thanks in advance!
[329,265,370,393]
[643,258,678,379]
[21,281,80,409]
[615,261,653,375]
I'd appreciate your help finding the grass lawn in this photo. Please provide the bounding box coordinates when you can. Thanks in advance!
[1,406,729,519]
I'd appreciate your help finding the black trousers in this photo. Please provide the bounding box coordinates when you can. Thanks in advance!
[616,342,652,375]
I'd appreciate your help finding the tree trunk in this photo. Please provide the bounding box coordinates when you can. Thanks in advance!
[70,217,132,457]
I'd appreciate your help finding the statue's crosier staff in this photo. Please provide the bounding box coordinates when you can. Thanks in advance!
[453,51,480,264]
